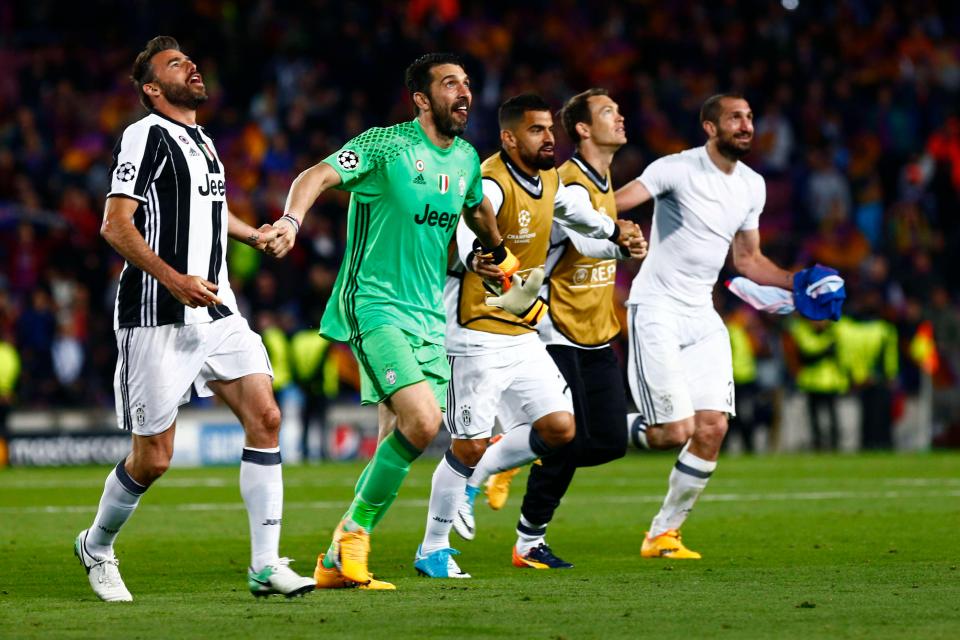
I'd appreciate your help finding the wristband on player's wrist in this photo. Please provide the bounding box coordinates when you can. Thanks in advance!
[487,241,508,264]
[279,213,301,234]
[608,223,621,244]
[472,239,508,263]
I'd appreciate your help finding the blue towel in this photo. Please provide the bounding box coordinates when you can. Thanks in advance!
[792,265,846,321]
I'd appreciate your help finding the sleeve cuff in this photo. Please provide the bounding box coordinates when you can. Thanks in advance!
[106,192,148,204]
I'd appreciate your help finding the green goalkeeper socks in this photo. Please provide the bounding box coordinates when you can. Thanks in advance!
[321,430,421,569]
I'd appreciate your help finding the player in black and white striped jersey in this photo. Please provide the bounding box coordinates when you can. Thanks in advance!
[73,36,313,602]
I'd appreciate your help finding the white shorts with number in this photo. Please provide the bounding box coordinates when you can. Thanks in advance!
[627,304,735,425]
[113,314,272,436]
[444,339,573,440]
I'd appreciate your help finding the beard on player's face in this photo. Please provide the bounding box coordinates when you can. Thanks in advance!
[518,142,555,170]
[428,93,468,138]
[157,79,208,110]
[715,127,752,160]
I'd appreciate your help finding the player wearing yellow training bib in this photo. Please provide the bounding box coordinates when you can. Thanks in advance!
[413,93,639,579]
[514,89,647,569]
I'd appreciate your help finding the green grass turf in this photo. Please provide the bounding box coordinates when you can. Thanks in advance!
[1,452,959,639]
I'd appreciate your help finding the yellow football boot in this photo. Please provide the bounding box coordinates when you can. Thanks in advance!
[485,467,522,510]
[358,576,396,590]
[314,553,355,589]
[331,520,373,583]
[640,530,702,559]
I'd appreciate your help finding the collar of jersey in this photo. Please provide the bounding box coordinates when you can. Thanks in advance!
[700,144,741,177]
[413,118,456,155]
[571,153,610,192]
[499,150,545,199]
[150,109,200,133]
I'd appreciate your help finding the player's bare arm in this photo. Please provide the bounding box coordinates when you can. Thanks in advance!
[462,196,514,281]
[101,195,221,308]
[614,178,653,212]
[226,208,277,252]
[732,228,793,289]
[269,161,344,258]
[462,195,503,250]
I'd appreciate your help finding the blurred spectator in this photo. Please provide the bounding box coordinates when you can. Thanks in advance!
[0,327,19,466]
[725,308,773,454]
[837,292,899,449]
[754,100,794,175]
[786,318,850,451]
[805,147,852,227]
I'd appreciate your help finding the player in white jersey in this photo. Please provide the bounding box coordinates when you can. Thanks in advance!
[74,36,314,601]
[615,94,796,559]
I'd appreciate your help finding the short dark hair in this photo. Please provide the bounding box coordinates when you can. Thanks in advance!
[700,93,745,125]
[404,52,465,115]
[498,93,551,130]
[132,36,181,110]
[559,88,608,143]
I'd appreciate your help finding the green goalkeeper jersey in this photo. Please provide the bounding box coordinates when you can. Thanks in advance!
[320,118,483,346]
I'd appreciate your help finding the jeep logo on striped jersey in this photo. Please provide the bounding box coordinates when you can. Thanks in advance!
[438,174,449,194]
[198,173,226,199]
[414,204,458,230]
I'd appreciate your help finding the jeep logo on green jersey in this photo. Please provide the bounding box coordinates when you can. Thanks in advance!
[414,204,458,230]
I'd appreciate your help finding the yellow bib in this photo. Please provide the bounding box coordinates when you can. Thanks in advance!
[457,152,557,335]
[551,156,620,346]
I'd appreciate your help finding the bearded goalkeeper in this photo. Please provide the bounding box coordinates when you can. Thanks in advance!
[268,53,511,589]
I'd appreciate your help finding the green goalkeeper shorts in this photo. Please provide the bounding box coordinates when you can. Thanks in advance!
[350,325,449,409]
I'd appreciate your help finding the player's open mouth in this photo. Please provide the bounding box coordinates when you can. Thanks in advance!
[189,73,203,85]
[452,102,469,117]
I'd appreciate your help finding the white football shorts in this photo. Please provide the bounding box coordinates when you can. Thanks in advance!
[627,304,735,424]
[444,340,573,440]
[113,314,272,436]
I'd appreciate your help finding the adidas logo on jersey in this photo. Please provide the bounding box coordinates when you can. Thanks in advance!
[412,173,426,185]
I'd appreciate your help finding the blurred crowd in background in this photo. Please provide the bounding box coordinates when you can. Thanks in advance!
[2,0,960,450]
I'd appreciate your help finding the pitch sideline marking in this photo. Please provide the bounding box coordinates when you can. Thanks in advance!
[3,488,960,515]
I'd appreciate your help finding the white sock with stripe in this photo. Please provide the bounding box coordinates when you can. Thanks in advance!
[649,446,716,537]
[240,447,283,572]
[515,514,547,555]
[466,425,552,491]
[86,461,147,560]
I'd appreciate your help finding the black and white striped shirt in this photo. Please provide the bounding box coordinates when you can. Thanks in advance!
[107,110,236,328]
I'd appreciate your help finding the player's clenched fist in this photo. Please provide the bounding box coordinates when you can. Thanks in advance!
[266,214,300,258]
[627,227,648,259]
[473,239,520,290]
[245,224,280,252]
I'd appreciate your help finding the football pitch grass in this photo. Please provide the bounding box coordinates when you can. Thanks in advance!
[2,452,958,639]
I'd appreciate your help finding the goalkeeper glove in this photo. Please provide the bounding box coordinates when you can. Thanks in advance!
[473,240,520,290]
[485,267,548,325]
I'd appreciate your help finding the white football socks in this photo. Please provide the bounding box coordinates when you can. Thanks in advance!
[649,446,716,537]
[86,461,147,559]
[467,425,551,491]
[421,450,473,554]
[515,514,547,555]
[240,447,283,572]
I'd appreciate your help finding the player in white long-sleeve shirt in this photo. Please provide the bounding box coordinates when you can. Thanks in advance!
[413,94,639,578]
[616,94,797,559]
